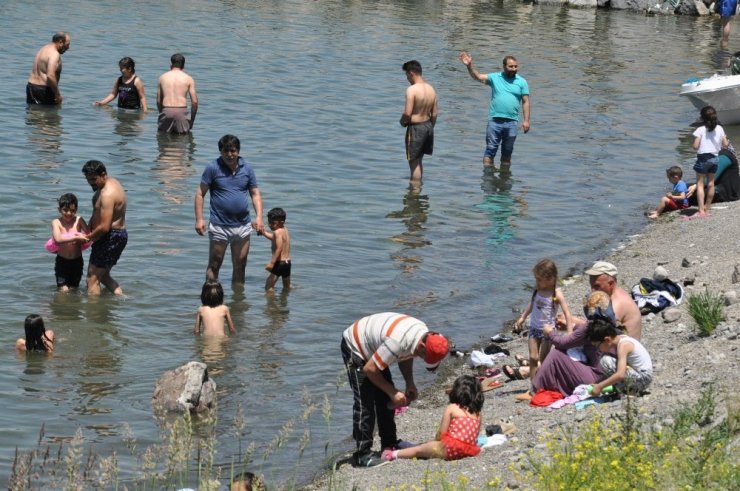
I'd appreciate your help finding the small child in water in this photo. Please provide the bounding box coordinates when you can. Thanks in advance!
[194,280,235,336]
[648,166,689,219]
[382,374,483,462]
[47,193,90,292]
[514,259,573,383]
[16,314,55,352]
[261,207,291,291]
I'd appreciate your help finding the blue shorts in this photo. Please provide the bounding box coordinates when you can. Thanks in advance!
[694,154,718,174]
[720,0,738,17]
[208,222,252,243]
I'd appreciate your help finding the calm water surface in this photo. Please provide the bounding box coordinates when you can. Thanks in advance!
[0,0,732,486]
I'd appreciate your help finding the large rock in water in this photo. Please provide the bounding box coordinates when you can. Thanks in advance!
[152,361,216,413]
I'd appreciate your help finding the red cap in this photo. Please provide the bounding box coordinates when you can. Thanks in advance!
[423,333,449,366]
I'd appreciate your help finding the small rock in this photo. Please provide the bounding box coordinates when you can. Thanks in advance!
[682,258,691,268]
[646,313,656,322]
[728,333,738,340]
[507,481,520,489]
[733,264,740,284]
[665,383,673,389]
[662,308,682,323]
[723,290,737,305]
[684,273,695,286]
[653,266,669,281]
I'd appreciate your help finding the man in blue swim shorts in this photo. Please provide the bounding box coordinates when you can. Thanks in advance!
[459,51,530,173]
[195,134,264,284]
[82,160,128,296]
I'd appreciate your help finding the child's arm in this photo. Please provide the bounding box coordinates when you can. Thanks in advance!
[692,135,701,151]
[265,231,285,271]
[194,309,202,334]
[434,404,455,440]
[515,299,533,331]
[591,340,632,396]
[93,78,118,106]
[224,307,235,334]
[77,216,90,236]
[261,229,275,240]
[555,289,574,333]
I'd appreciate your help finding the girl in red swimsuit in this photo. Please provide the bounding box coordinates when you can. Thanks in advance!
[382,375,483,462]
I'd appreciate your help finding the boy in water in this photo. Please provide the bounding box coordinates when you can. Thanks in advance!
[49,193,90,292]
[261,207,291,291]
[648,166,688,219]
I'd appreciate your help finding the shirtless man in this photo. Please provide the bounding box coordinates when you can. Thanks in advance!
[156,53,198,134]
[400,60,438,183]
[586,261,642,340]
[27,32,71,105]
[82,160,128,296]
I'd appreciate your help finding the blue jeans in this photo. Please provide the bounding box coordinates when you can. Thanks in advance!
[485,118,519,160]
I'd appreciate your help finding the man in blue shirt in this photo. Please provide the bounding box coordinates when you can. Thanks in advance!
[195,134,264,284]
[459,52,530,172]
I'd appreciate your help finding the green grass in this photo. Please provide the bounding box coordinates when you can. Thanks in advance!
[687,289,725,336]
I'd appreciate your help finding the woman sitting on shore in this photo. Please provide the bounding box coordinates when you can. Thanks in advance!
[15,314,55,352]
[508,291,611,401]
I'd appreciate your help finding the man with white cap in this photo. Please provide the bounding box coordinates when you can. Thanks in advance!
[341,312,449,467]
[585,261,642,340]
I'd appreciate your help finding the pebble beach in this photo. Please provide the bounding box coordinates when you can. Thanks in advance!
[305,202,740,490]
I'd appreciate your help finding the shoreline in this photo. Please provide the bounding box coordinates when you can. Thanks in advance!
[304,202,740,490]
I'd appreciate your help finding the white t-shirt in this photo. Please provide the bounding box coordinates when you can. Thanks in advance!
[342,312,427,370]
[693,125,726,155]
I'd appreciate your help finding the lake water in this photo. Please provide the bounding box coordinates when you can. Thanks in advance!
[0,1,734,487]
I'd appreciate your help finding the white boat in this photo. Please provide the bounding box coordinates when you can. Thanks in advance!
[680,73,740,125]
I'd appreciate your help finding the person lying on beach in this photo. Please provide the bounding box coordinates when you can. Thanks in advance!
[648,166,688,219]
[381,374,482,462]
[16,315,55,352]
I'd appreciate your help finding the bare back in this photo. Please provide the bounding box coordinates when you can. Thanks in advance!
[158,69,196,108]
[90,177,127,232]
[196,305,232,336]
[28,43,62,86]
[406,82,438,124]
[612,287,642,340]
[272,228,291,260]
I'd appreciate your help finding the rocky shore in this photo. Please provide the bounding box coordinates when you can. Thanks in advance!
[534,0,715,18]
[305,202,740,490]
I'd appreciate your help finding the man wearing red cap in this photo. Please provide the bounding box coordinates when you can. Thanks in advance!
[341,312,449,467]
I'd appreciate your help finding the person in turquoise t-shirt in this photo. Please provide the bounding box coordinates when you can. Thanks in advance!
[459,52,530,172]
[648,165,689,219]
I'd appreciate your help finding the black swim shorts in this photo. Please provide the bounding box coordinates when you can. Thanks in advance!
[26,83,56,105]
[270,260,291,278]
[55,255,84,288]
[405,120,434,161]
[90,229,128,269]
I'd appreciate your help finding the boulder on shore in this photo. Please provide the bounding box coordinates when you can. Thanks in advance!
[152,361,217,414]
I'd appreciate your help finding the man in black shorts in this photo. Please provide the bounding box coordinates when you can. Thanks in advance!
[82,160,128,296]
[400,60,438,184]
[27,32,70,105]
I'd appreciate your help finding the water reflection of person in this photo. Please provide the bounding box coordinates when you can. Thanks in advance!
[102,105,146,139]
[25,106,63,166]
[263,289,290,336]
[477,166,527,247]
[386,184,430,273]
[198,335,229,376]
[155,131,196,204]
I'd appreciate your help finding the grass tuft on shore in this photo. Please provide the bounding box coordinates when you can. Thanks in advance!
[687,289,725,337]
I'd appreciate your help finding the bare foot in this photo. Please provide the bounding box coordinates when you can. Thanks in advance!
[515,391,533,402]
[647,211,659,219]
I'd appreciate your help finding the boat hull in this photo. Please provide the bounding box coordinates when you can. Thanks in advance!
[680,74,740,125]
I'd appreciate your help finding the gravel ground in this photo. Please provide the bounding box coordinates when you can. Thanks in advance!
[304,203,740,490]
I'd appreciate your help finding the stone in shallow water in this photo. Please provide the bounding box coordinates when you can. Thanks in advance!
[152,361,216,414]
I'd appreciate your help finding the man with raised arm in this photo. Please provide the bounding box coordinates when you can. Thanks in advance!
[459,51,530,172]
[400,60,438,183]
[156,53,198,134]
[27,32,71,105]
